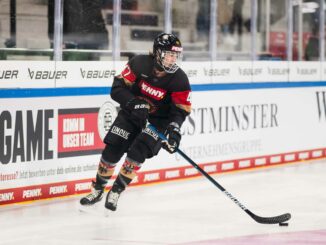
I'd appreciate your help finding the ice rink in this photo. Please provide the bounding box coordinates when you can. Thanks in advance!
[1,159,326,245]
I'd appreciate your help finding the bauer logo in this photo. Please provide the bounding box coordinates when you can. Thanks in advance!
[80,68,116,79]
[185,69,197,78]
[28,68,67,80]
[22,188,42,199]
[296,67,317,75]
[0,70,18,79]
[0,192,14,202]
[267,67,289,75]
[203,68,230,76]
[98,101,118,140]
[238,67,263,76]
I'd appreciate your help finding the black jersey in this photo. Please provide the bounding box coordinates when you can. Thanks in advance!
[111,54,192,127]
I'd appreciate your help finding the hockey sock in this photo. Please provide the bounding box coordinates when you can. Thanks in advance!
[95,157,116,188]
[112,157,141,192]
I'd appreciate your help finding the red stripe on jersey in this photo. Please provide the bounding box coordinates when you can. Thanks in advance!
[171,90,192,106]
[121,64,136,83]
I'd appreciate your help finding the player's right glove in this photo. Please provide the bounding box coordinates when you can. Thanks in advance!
[162,122,181,154]
[125,97,150,129]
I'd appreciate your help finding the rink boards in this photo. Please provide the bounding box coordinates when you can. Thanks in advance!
[1,61,326,205]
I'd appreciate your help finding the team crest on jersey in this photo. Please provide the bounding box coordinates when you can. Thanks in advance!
[139,80,166,100]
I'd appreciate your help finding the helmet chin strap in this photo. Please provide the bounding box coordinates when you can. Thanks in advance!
[153,51,165,72]
[154,61,165,72]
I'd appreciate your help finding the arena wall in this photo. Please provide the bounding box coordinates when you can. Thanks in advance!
[1,61,326,205]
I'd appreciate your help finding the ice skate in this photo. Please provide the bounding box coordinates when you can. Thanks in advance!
[80,181,104,206]
[105,187,123,211]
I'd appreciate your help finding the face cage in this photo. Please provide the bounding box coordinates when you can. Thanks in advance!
[157,49,182,73]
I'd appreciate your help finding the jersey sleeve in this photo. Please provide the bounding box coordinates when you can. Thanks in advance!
[171,90,192,113]
[120,63,137,84]
[169,72,192,127]
[110,58,138,107]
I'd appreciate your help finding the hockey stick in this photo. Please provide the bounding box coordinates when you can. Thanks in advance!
[148,124,291,225]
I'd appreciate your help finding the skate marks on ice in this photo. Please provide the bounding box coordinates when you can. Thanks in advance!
[176,229,326,245]
[1,160,326,245]
[78,201,112,218]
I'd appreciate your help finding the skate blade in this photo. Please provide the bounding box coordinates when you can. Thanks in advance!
[78,203,111,218]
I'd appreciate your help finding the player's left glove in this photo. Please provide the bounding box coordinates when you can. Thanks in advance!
[162,122,181,154]
[125,97,150,129]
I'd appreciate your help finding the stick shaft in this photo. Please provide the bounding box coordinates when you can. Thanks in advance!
[150,125,247,209]
[149,124,291,224]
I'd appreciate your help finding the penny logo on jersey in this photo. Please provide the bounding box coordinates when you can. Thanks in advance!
[139,80,166,100]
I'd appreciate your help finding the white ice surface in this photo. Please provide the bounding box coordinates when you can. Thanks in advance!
[1,160,326,245]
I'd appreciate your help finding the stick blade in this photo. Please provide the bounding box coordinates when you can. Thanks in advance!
[247,210,291,224]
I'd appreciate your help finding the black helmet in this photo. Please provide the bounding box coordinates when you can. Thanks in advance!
[153,33,183,73]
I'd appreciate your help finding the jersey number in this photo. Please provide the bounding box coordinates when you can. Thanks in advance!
[186,92,192,103]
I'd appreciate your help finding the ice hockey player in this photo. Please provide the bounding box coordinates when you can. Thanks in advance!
[80,33,192,211]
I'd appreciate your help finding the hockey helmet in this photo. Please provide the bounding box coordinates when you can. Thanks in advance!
[153,33,183,73]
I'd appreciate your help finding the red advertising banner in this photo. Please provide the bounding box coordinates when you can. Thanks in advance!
[1,147,325,205]
[57,108,104,157]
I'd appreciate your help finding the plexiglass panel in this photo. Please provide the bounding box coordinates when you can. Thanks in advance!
[57,0,109,60]
[0,0,323,61]
[107,0,165,59]
[0,0,51,60]
[217,0,252,60]
[172,0,210,61]
[301,0,322,61]
[0,0,10,49]
[267,0,288,60]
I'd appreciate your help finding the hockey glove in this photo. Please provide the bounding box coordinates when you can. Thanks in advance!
[162,122,181,154]
[125,97,150,129]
